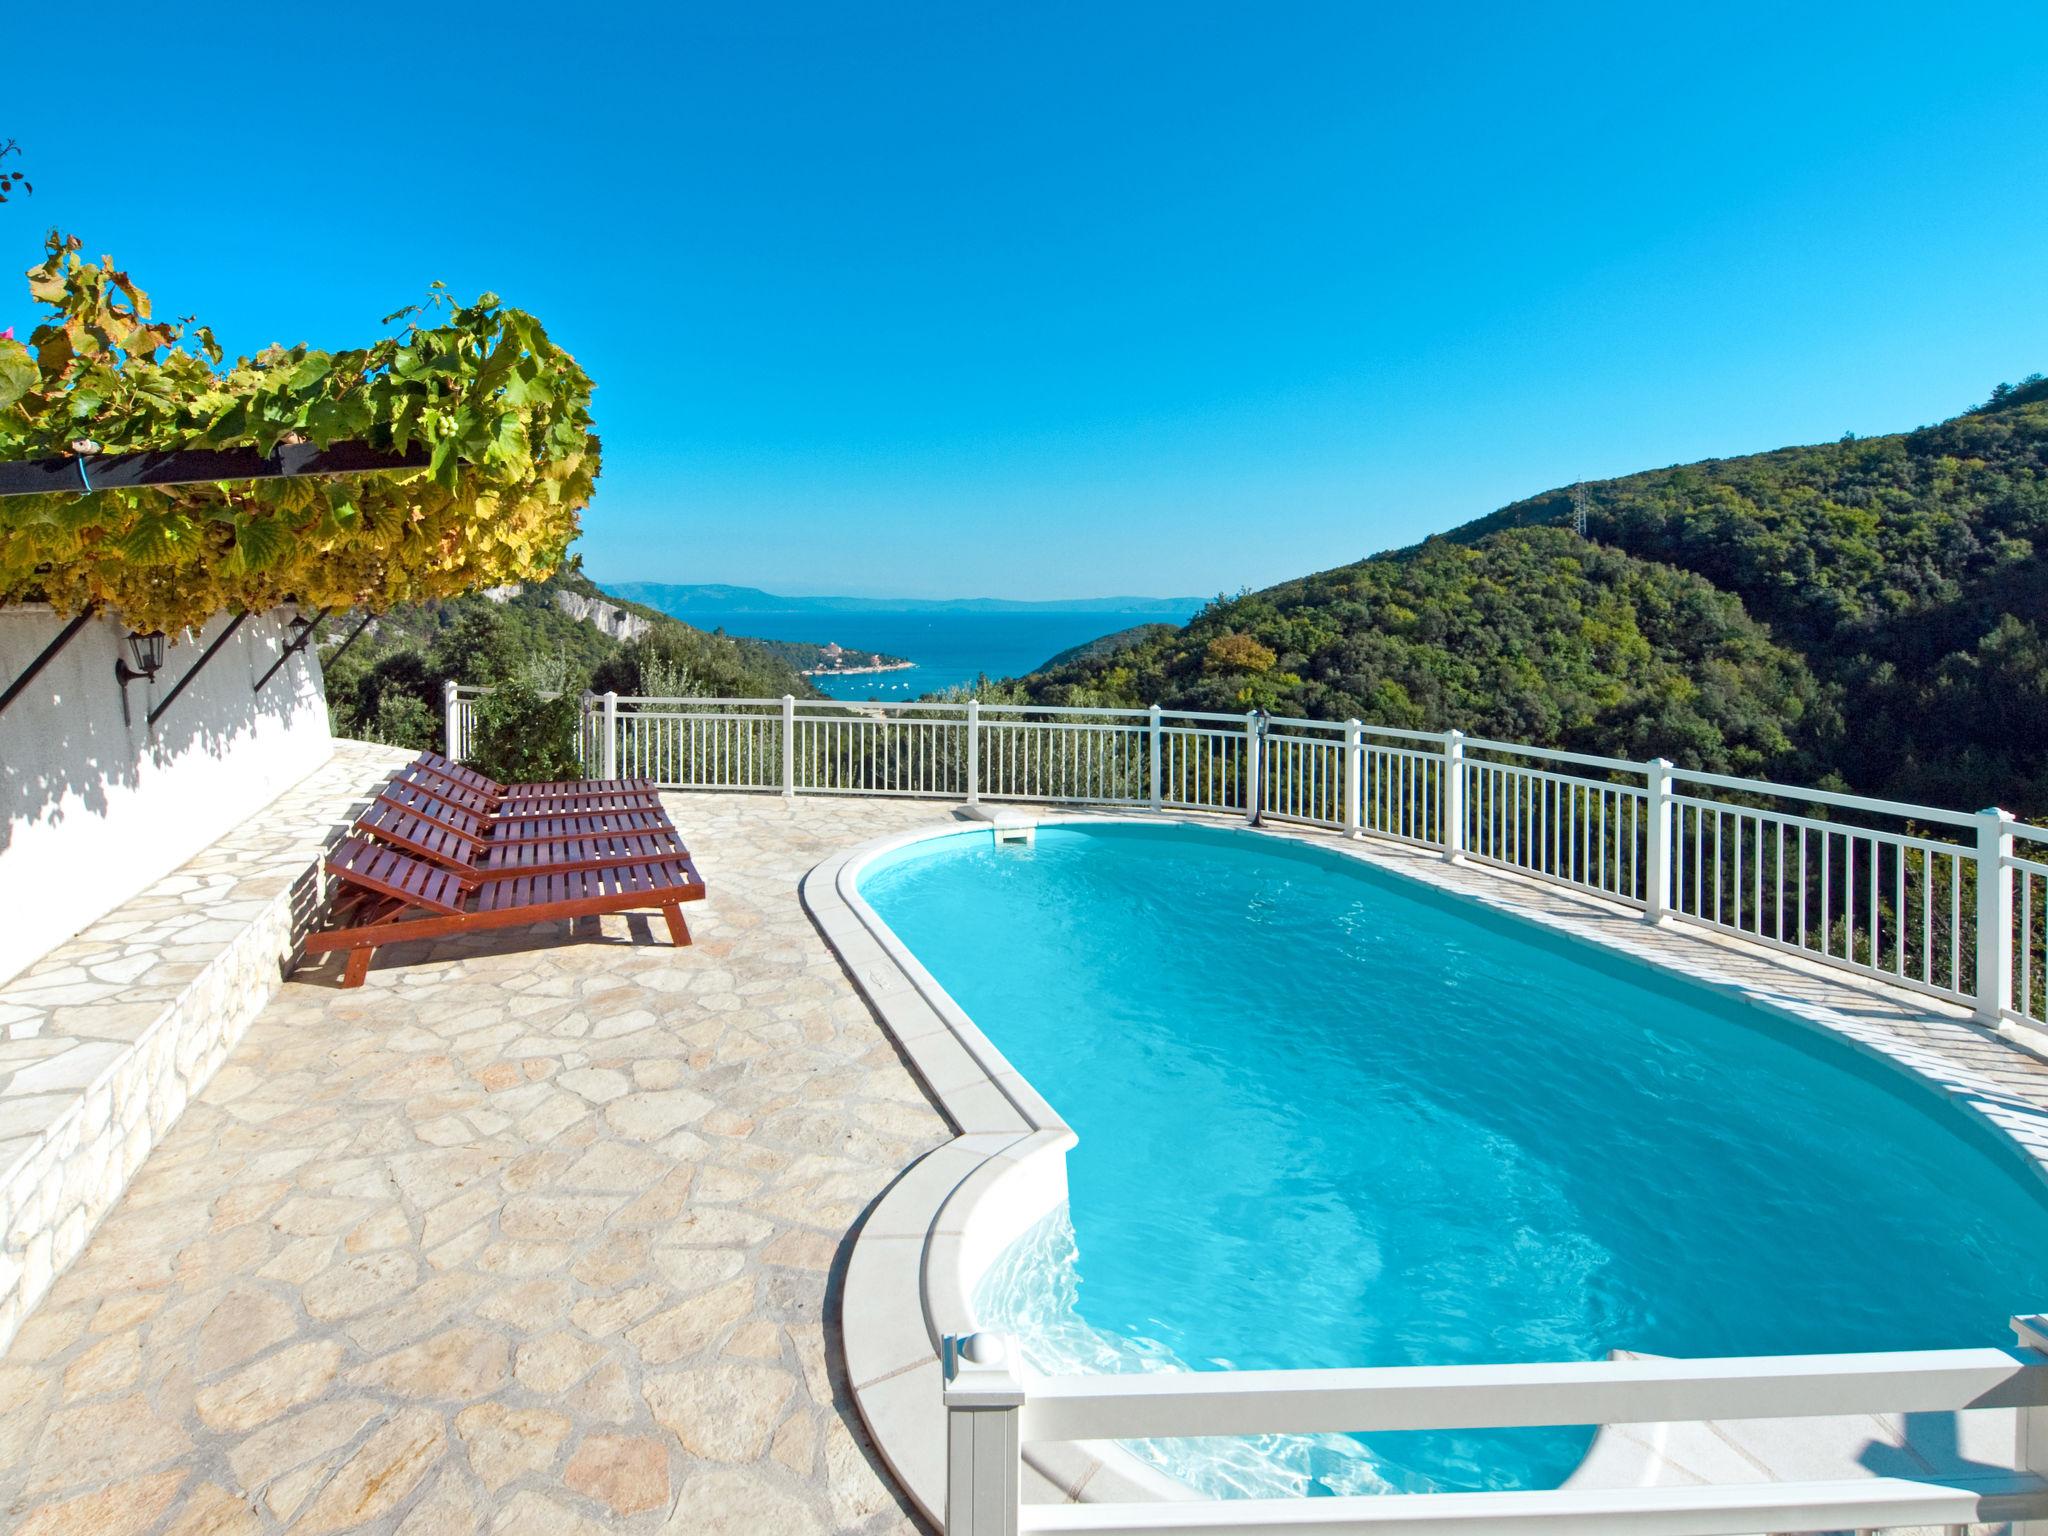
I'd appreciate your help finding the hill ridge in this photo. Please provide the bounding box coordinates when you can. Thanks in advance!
[1020,388,2048,816]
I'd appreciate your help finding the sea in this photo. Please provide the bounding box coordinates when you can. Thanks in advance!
[674,606,1201,701]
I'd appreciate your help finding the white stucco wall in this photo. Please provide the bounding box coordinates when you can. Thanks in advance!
[0,605,334,986]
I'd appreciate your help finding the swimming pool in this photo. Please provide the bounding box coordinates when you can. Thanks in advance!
[855,821,2048,1499]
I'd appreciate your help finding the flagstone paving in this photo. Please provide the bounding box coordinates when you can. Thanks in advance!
[0,791,968,1536]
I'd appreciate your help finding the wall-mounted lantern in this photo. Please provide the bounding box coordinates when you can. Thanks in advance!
[114,630,166,688]
[114,629,167,726]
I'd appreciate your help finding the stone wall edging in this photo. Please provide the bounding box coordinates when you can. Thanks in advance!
[0,851,322,1354]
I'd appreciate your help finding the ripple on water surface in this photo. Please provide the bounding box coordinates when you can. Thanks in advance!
[858,823,2048,1497]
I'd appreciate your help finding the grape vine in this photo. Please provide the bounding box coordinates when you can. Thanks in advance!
[0,232,600,633]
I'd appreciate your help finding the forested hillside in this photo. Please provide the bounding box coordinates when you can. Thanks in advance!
[1023,383,2048,815]
[321,559,822,748]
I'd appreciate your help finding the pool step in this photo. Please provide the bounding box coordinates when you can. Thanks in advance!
[963,803,1038,847]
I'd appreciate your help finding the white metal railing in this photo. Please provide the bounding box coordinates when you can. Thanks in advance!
[942,1326,2048,1535]
[440,686,2047,1043]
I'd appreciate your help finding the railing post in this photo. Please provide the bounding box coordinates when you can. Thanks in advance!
[1441,729,1465,860]
[1344,719,1363,837]
[442,679,460,759]
[2011,1314,2048,1536]
[1645,758,1675,923]
[781,695,797,802]
[1244,710,1262,825]
[601,690,619,781]
[944,1333,1023,1536]
[967,698,981,806]
[1978,807,2015,1023]
[1148,705,1163,811]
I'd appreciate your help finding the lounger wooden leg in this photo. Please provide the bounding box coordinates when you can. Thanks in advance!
[663,904,693,948]
[342,947,372,988]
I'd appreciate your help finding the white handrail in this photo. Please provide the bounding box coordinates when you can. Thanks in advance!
[1460,736,1648,775]
[1017,1348,2048,1441]
[1014,1477,2048,1535]
[944,1330,2048,1536]
[1670,764,1984,829]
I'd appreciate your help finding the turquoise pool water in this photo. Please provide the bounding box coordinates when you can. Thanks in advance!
[856,822,2048,1499]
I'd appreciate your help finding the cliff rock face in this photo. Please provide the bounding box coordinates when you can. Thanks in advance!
[552,588,654,643]
[483,583,654,644]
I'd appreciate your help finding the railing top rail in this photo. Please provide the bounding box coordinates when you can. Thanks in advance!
[800,700,970,714]
[1461,737,1647,775]
[976,703,1154,721]
[1353,721,1451,744]
[1670,796,1990,857]
[1669,766,1984,830]
[1008,1345,2048,1442]
[614,695,787,707]
[1010,1476,2048,1535]
[1262,715,1349,736]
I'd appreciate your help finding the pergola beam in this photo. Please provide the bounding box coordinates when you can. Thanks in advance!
[0,441,430,498]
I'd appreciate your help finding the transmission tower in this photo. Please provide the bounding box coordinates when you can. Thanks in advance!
[1570,482,1590,539]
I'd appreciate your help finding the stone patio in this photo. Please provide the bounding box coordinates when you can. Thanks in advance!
[0,790,969,1536]
[0,742,417,1355]
[5,780,2048,1536]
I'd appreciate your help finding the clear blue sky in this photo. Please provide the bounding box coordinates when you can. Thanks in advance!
[12,3,2048,599]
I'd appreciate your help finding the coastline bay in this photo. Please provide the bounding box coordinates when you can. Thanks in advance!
[641,603,1204,700]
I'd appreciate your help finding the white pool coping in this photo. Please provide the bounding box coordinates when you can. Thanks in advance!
[805,808,2048,1524]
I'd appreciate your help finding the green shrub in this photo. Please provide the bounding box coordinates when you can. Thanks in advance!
[465,679,582,783]
[368,692,439,751]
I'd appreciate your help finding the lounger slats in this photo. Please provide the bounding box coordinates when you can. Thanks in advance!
[513,776,659,796]
[412,752,659,803]
[473,856,702,913]
[358,799,477,866]
[326,837,466,914]
[404,768,661,815]
[495,798,663,823]
[377,779,674,848]
[357,795,688,885]
[377,781,489,841]
[396,766,498,816]
[479,830,685,875]
[390,766,661,826]
[490,808,674,841]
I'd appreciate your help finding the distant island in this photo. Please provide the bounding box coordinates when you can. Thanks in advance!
[803,641,915,678]
[599,581,1204,617]
[735,635,915,678]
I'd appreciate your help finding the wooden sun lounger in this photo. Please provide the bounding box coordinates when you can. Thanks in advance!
[413,751,659,804]
[355,796,689,886]
[304,836,704,987]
